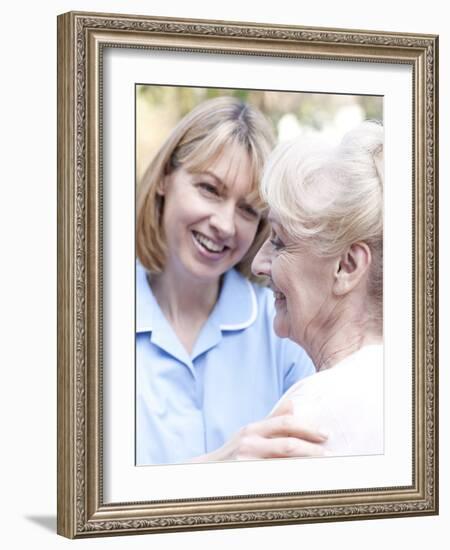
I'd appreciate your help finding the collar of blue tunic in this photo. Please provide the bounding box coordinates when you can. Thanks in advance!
[136,261,258,334]
[136,262,258,367]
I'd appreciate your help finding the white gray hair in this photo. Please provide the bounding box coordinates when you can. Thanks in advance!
[262,121,383,315]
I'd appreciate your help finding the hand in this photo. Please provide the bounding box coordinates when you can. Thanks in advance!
[190,400,327,463]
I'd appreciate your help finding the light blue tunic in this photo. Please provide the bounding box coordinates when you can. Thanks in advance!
[136,262,314,465]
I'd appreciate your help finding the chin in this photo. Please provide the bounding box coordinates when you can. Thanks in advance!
[273,315,290,339]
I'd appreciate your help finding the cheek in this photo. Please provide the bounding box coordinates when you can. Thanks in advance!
[271,256,291,293]
[273,303,290,338]
[181,198,205,223]
[270,259,292,336]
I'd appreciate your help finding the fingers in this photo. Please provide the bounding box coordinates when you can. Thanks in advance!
[244,414,328,444]
[235,435,326,460]
[205,408,329,462]
[207,414,329,461]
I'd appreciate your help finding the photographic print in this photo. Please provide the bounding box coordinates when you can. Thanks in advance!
[135,85,384,466]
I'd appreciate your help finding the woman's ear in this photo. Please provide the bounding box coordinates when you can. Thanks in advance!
[156,174,170,196]
[333,242,372,296]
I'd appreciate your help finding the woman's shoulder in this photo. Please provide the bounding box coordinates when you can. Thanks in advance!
[286,344,383,400]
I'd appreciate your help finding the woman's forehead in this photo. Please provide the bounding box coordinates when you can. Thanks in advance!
[209,145,251,179]
[187,141,248,171]
[186,144,262,196]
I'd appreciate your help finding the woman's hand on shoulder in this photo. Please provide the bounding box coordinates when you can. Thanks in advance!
[190,400,327,463]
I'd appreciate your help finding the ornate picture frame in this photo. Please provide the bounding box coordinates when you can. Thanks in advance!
[57,11,438,538]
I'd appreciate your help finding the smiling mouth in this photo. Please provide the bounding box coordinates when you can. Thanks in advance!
[270,285,286,302]
[192,231,228,254]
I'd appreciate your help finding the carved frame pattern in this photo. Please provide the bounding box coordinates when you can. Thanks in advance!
[57,11,438,538]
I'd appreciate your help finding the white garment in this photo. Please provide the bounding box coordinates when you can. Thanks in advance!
[275,344,384,457]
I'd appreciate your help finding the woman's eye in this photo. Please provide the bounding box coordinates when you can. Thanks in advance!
[198,182,218,195]
[270,238,283,250]
[269,231,284,250]
[240,204,259,218]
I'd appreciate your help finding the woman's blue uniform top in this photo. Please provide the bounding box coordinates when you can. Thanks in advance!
[136,262,314,465]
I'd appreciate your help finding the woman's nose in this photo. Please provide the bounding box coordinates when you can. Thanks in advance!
[252,239,271,278]
[210,204,236,239]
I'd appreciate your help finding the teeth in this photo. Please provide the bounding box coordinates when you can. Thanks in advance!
[194,232,226,253]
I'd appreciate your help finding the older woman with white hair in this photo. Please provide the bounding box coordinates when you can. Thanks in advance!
[252,121,384,456]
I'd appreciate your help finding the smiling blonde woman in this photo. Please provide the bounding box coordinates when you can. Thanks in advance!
[136,96,325,465]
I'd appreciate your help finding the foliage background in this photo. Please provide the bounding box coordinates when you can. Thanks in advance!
[136,85,383,182]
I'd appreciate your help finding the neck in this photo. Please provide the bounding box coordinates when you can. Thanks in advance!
[149,267,220,328]
[305,297,382,372]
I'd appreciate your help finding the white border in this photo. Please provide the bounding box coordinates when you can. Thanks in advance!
[103,48,412,503]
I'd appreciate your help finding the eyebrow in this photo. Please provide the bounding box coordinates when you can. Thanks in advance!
[198,170,224,186]
[196,170,240,196]
[195,168,261,207]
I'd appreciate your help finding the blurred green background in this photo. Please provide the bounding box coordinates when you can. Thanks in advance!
[136,85,382,183]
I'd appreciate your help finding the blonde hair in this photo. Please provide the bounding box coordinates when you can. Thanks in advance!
[262,121,383,318]
[136,96,275,281]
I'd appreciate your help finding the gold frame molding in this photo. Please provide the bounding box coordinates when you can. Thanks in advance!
[57,11,439,539]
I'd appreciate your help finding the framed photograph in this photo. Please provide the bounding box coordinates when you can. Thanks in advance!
[57,11,439,538]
